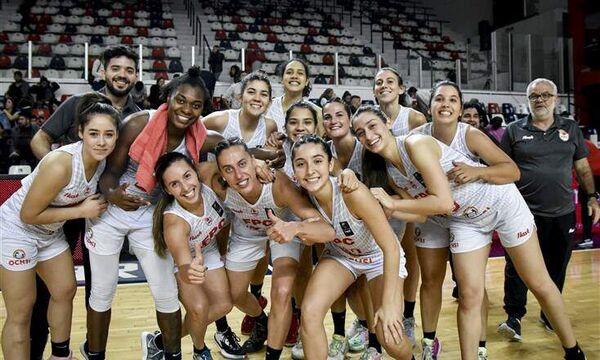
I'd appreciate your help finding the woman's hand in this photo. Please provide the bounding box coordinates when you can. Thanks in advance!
[370,187,395,212]
[446,161,481,184]
[254,159,276,183]
[266,210,297,244]
[338,169,360,193]
[179,243,207,285]
[106,183,149,210]
[373,303,404,345]
[78,194,109,218]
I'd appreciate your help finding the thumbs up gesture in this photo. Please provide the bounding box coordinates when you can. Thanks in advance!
[266,209,297,244]
[181,243,207,284]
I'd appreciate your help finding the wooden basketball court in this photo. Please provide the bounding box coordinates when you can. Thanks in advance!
[1,249,598,359]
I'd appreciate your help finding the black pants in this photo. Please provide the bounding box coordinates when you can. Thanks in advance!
[30,218,91,360]
[503,212,575,319]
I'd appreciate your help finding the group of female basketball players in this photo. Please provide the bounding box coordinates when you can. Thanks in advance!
[0,58,587,360]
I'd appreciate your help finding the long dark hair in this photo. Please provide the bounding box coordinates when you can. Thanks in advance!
[281,58,312,98]
[285,100,318,128]
[352,106,393,192]
[76,92,120,132]
[152,152,197,257]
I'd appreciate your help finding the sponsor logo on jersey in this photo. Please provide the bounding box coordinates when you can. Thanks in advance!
[250,208,259,215]
[413,172,426,187]
[339,221,354,236]
[212,201,224,216]
[522,135,534,140]
[558,129,569,142]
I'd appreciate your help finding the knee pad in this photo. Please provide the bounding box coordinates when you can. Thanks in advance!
[89,282,117,312]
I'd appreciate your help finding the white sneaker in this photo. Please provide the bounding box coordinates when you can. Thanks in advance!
[402,316,417,349]
[291,338,305,360]
[347,319,369,352]
[478,346,488,360]
[327,334,349,360]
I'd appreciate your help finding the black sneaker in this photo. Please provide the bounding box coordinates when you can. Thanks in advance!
[213,327,246,359]
[242,320,268,353]
[497,316,522,341]
[539,313,554,333]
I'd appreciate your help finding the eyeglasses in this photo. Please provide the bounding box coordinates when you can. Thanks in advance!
[528,92,555,102]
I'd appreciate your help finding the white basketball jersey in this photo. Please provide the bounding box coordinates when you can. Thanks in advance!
[222,109,267,148]
[1,141,104,235]
[310,178,385,264]
[386,135,512,225]
[329,138,364,180]
[415,122,478,162]
[390,106,411,136]
[164,185,228,257]
[223,183,290,242]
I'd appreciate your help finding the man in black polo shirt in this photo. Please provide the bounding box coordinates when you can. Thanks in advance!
[28,45,141,360]
[497,78,600,341]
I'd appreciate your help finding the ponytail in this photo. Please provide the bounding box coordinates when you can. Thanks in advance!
[152,194,173,258]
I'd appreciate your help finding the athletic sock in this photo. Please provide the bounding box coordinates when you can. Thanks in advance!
[291,297,298,311]
[164,351,182,360]
[250,283,263,299]
[331,310,346,336]
[369,332,381,353]
[403,300,416,319]
[51,339,70,357]
[193,345,206,354]
[479,340,486,348]
[215,316,229,333]
[423,331,436,340]
[359,319,368,329]
[265,346,283,360]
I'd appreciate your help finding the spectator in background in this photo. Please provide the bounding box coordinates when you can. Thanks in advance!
[229,64,242,83]
[91,57,105,91]
[18,0,35,32]
[350,95,362,113]
[148,77,165,109]
[9,110,39,169]
[462,99,497,145]
[208,45,225,81]
[1,97,20,129]
[130,80,147,108]
[5,71,31,108]
[487,115,506,143]
[407,86,418,108]
[342,90,352,106]
[317,87,335,107]
[30,76,59,108]
[222,70,247,109]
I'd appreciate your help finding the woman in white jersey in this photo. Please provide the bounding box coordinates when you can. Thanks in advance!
[353,105,587,360]
[410,81,517,359]
[152,152,234,360]
[291,134,412,360]
[321,98,375,358]
[203,71,278,151]
[82,66,224,360]
[374,68,426,344]
[210,137,335,359]
[265,58,324,135]
[0,93,119,360]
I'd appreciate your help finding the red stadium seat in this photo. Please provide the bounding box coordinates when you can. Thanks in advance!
[121,36,133,45]
[124,9,134,18]
[308,27,318,36]
[0,32,8,43]
[28,33,41,42]
[300,43,312,54]
[162,19,174,28]
[152,47,165,59]
[31,68,41,77]
[59,34,72,44]
[38,43,52,56]
[35,23,48,34]
[488,102,501,114]
[232,15,242,24]
[3,43,18,54]
[152,59,167,71]
[123,18,134,27]
[215,30,227,41]
[137,27,149,37]
[112,9,122,17]
[260,25,271,33]
[328,36,338,45]
[154,71,168,80]
[248,41,259,49]
[236,23,247,32]
[266,32,278,43]
[108,26,120,35]
[0,55,12,68]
